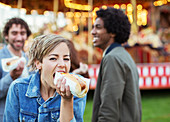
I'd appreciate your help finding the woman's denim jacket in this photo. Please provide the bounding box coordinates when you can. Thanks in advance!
[3,71,87,122]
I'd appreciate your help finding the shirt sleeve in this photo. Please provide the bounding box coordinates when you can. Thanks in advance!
[97,55,125,121]
[0,72,13,99]
[3,81,20,122]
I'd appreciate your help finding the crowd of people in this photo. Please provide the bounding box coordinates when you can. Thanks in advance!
[0,7,142,122]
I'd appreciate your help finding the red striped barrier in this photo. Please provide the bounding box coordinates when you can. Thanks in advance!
[88,63,170,90]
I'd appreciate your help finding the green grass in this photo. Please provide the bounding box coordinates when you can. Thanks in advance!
[83,89,170,122]
[83,90,94,121]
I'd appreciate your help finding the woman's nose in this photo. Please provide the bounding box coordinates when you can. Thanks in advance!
[57,59,65,67]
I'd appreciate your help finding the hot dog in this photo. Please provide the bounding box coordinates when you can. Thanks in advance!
[54,72,90,98]
[62,73,88,97]
[1,56,26,72]
[6,58,20,66]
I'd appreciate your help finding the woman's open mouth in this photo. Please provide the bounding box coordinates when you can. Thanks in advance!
[53,71,66,79]
[53,73,55,79]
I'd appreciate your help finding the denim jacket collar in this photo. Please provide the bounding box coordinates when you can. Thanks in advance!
[26,71,41,98]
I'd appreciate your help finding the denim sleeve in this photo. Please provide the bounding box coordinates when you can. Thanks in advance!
[70,116,76,122]
[3,81,20,122]
[73,95,87,122]
[0,72,13,99]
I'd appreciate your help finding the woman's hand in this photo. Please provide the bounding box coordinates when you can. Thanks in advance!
[72,62,88,75]
[56,76,73,100]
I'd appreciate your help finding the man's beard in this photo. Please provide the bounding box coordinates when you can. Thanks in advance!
[10,40,24,51]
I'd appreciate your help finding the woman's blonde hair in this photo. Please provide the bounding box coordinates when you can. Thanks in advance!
[27,34,70,71]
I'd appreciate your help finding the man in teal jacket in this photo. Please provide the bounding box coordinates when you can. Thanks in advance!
[91,7,142,122]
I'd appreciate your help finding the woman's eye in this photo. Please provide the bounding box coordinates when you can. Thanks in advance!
[50,58,57,60]
[64,58,70,61]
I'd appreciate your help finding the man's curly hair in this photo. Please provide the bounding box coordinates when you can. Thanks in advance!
[3,17,31,39]
[96,7,131,44]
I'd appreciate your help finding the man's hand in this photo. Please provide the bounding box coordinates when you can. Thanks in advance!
[72,62,88,75]
[10,61,25,80]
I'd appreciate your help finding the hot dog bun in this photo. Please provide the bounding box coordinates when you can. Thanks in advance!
[6,58,20,66]
[54,72,90,98]
[62,73,88,97]
[1,56,26,72]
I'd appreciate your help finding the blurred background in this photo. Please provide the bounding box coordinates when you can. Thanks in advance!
[0,0,170,121]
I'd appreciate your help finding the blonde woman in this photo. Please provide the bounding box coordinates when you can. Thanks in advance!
[3,34,86,122]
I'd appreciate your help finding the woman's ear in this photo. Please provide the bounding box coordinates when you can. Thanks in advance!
[35,60,42,70]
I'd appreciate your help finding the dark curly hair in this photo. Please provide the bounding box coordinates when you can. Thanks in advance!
[96,7,131,44]
[3,17,31,40]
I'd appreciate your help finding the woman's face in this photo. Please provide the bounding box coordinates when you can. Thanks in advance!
[37,42,71,89]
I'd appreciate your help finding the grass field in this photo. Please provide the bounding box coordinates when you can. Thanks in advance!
[83,89,170,122]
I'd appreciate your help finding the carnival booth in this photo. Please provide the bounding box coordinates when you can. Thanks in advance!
[0,0,169,90]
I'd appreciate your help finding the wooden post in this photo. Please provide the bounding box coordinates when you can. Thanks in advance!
[88,0,93,64]
[17,0,22,16]
[131,0,138,34]
[53,0,58,27]
[151,3,157,32]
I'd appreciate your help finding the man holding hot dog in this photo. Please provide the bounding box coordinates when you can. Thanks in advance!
[0,17,32,121]
[91,7,142,122]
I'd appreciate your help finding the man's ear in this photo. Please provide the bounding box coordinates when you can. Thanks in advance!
[110,34,115,38]
[35,60,42,70]
[5,36,8,40]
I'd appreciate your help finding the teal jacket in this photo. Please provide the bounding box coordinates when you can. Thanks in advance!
[92,44,142,122]
[0,45,31,121]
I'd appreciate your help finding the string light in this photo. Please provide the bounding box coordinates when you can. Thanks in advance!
[64,0,92,11]
[154,0,169,6]
[91,4,148,26]
[121,4,126,10]
[101,5,107,10]
[113,4,119,9]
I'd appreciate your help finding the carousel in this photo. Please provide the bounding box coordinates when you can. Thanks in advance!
[0,0,170,90]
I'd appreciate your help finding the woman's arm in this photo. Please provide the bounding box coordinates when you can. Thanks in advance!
[72,62,88,76]
[60,95,74,122]
[56,77,74,122]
